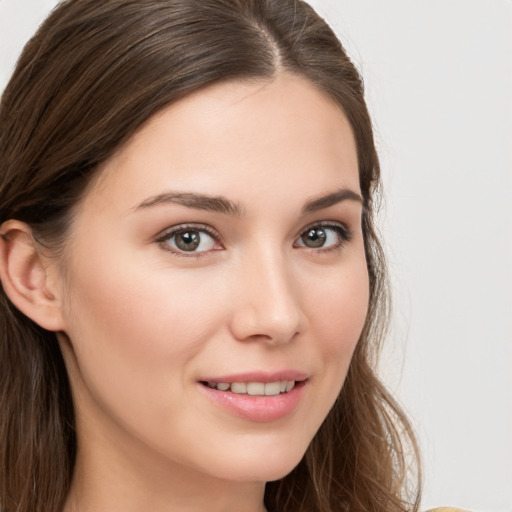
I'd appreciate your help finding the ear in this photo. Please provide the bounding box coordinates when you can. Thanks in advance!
[0,220,66,332]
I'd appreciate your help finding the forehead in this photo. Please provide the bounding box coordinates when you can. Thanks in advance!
[85,73,359,213]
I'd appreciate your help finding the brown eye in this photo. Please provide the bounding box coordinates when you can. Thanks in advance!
[174,231,201,251]
[163,228,217,253]
[301,228,327,248]
[295,224,351,251]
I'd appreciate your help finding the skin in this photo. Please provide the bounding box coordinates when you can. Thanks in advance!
[48,73,370,512]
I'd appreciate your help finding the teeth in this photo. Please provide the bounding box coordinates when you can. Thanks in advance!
[206,380,297,395]
[247,382,265,395]
[264,382,281,396]
[231,382,247,394]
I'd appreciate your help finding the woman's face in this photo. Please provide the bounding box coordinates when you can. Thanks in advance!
[56,73,369,485]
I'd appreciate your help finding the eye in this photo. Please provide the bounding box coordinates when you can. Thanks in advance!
[295,223,351,251]
[157,225,221,255]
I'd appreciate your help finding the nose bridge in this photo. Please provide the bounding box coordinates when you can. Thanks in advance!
[230,242,303,344]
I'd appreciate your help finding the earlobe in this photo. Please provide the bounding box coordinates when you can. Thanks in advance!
[0,220,65,332]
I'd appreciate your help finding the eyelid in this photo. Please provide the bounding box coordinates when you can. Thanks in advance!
[155,223,224,257]
[294,220,353,251]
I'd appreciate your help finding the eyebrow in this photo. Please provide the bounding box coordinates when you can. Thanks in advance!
[135,192,244,217]
[302,188,363,213]
[134,187,363,217]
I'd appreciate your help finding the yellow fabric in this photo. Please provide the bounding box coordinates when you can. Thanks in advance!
[426,508,472,512]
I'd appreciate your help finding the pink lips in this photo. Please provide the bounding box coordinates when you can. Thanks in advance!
[198,371,308,423]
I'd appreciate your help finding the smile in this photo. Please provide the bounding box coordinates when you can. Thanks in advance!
[198,373,308,422]
[203,380,296,395]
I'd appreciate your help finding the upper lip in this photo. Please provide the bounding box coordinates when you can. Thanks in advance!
[199,370,309,384]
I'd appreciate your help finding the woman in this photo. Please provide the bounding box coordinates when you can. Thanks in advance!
[0,1,424,511]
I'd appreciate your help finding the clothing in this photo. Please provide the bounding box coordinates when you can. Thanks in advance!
[426,508,472,512]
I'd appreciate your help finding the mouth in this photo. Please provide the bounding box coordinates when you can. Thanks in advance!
[198,377,307,422]
[200,379,300,396]
[197,371,308,421]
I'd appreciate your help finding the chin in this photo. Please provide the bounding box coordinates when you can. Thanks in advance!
[201,439,309,484]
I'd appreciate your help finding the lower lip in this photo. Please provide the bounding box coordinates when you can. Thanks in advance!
[199,381,306,423]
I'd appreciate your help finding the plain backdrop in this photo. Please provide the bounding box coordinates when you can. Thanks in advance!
[1,1,511,511]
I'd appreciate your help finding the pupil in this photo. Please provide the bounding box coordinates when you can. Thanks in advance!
[176,231,200,251]
[303,228,326,248]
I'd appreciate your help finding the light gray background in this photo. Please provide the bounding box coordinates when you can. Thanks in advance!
[1,1,510,511]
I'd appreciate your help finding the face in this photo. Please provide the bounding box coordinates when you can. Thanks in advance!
[56,73,369,485]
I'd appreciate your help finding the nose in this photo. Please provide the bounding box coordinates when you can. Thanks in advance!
[229,248,304,345]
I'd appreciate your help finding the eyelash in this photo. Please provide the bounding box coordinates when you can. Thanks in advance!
[294,221,353,253]
[155,221,353,258]
[155,223,222,258]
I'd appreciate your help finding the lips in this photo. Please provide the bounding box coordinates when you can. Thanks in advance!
[198,371,308,422]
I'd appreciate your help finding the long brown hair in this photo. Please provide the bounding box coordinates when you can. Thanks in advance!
[0,1,421,511]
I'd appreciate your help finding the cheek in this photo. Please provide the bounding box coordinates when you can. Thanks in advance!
[66,249,223,348]
[307,260,370,358]
[304,254,369,410]
[287,257,369,445]
[61,251,228,411]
